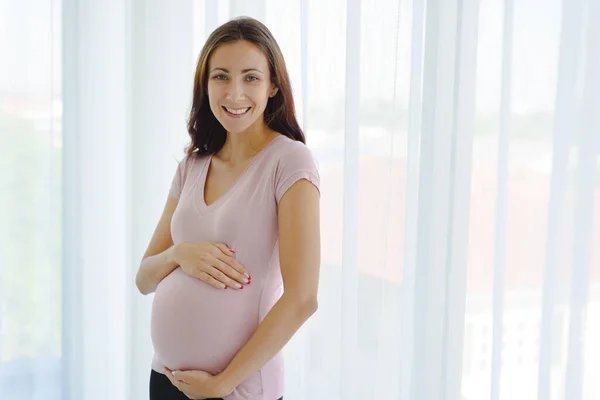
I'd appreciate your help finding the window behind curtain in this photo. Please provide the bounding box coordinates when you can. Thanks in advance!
[0,0,63,399]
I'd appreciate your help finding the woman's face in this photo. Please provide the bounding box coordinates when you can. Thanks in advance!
[207,40,278,135]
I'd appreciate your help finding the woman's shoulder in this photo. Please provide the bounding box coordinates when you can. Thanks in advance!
[176,151,210,168]
[267,134,320,202]
[169,152,209,200]
[267,134,320,176]
[271,134,317,162]
[171,151,210,179]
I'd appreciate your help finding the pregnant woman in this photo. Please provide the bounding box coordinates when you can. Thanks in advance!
[135,17,321,400]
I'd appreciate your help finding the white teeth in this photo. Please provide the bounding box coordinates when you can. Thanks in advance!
[225,107,250,115]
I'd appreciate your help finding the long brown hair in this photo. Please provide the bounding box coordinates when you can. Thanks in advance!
[186,17,305,157]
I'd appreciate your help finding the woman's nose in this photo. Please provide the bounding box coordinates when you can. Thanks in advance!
[226,81,245,100]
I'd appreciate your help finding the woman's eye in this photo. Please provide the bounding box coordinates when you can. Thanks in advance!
[246,76,258,82]
[214,75,227,80]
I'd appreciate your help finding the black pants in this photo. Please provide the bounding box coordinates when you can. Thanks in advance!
[150,370,283,400]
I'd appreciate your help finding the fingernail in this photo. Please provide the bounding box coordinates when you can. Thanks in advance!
[240,285,244,290]
[229,248,235,253]
[224,285,228,289]
[244,273,250,278]
[233,282,242,289]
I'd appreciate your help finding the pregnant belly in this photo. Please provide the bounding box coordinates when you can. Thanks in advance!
[150,267,258,373]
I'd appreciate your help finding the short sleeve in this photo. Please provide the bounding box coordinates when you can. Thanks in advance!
[169,156,192,201]
[275,143,321,204]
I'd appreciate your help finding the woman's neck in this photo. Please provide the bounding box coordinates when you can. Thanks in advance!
[217,123,279,167]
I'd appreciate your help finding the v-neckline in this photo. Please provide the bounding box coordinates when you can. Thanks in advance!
[198,134,284,210]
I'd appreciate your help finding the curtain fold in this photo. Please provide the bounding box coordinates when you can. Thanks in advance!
[1,1,598,400]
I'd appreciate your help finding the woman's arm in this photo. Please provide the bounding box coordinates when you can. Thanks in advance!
[216,178,321,393]
[135,195,180,295]
[136,195,251,295]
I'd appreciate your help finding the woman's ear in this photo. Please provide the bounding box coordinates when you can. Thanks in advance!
[270,86,279,98]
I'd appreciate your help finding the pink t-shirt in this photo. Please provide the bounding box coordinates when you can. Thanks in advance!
[150,134,320,400]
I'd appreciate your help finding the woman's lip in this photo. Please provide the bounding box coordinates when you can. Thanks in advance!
[223,106,251,110]
[222,106,251,117]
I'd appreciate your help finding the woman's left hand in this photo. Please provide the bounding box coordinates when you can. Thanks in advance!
[164,367,232,399]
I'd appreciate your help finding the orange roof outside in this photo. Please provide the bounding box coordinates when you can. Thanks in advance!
[319,156,600,292]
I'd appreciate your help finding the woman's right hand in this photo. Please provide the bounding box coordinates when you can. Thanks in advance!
[171,242,251,290]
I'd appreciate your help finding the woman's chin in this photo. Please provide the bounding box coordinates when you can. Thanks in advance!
[218,112,267,135]
[223,126,250,135]
[224,125,260,136]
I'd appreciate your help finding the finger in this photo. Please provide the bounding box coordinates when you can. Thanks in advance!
[164,367,176,378]
[163,368,180,387]
[212,244,250,278]
[172,370,190,384]
[214,254,250,283]
[176,381,195,398]
[184,391,199,400]
[210,260,248,287]
[167,370,192,396]
[209,267,244,290]
[212,242,235,256]
[197,271,227,289]
[178,380,191,388]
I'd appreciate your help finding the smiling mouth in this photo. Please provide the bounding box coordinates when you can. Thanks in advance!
[223,106,251,116]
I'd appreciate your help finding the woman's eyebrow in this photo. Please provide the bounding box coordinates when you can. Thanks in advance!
[242,68,263,74]
[210,67,264,74]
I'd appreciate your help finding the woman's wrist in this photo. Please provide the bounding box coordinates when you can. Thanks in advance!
[214,370,236,397]
[167,243,181,265]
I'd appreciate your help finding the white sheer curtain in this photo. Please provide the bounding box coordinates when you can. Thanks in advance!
[1,1,599,400]
[0,0,62,398]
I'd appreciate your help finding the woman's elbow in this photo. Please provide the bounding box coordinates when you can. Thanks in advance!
[135,270,153,295]
[301,296,319,318]
[283,292,318,319]
[135,277,146,295]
